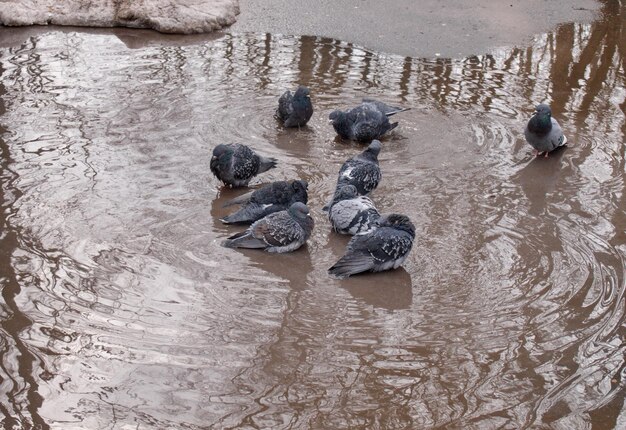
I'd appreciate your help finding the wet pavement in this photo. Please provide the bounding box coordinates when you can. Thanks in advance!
[0,1,625,429]
[232,0,600,58]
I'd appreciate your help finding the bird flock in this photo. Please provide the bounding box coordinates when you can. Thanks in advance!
[211,86,568,279]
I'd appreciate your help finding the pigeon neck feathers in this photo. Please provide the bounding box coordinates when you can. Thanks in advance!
[528,113,552,135]
[360,141,381,161]
[528,105,553,136]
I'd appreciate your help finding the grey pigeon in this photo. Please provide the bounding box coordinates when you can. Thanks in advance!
[328,214,415,278]
[221,202,314,253]
[328,185,380,235]
[221,179,309,224]
[210,143,277,187]
[323,140,382,211]
[524,104,568,157]
[329,98,410,142]
[276,86,314,128]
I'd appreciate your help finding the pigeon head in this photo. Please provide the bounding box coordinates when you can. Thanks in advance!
[365,140,382,157]
[212,144,232,160]
[534,104,552,117]
[329,110,352,139]
[528,104,553,134]
[379,214,415,237]
[291,180,309,202]
[294,86,310,99]
[334,184,358,202]
[289,202,314,233]
[288,202,310,217]
[329,110,344,124]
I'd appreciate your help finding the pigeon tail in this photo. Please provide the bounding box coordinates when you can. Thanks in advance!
[384,107,411,117]
[258,157,278,174]
[221,231,267,249]
[221,204,269,224]
[220,212,248,224]
[389,122,399,132]
[222,190,254,207]
[328,253,374,279]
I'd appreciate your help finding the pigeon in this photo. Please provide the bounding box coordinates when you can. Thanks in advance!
[323,140,382,211]
[276,85,314,128]
[221,179,309,224]
[210,143,277,187]
[328,214,415,278]
[221,202,314,253]
[329,98,411,142]
[524,104,568,157]
[328,184,380,235]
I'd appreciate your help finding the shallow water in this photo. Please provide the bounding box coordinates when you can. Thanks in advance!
[0,3,625,429]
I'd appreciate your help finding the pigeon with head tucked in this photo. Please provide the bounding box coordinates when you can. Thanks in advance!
[276,85,314,128]
[524,104,568,157]
[328,184,380,235]
[221,179,309,224]
[221,202,314,253]
[329,98,410,142]
[323,140,382,211]
[328,214,415,278]
[210,143,277,187]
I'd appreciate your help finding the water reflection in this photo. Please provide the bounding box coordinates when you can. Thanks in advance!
[0,1,624,428]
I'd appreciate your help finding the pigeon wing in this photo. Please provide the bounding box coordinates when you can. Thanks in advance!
[549,118,567,150]
[277,90,294,122]
[232,145,260,181]
[338,162,381,195]
[330,197,379,234]
[251,211,303,247]
[360,228,414,265]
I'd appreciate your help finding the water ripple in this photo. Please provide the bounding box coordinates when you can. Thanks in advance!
[0,8,625,428]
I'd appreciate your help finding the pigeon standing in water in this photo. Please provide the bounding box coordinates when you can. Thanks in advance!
[329,98,411,142]
[328,214,415,278]
[328,185,380,235]
[524,104,568,157]
[210,143,277,187]
[222,202,314,253]
[221,179,309,224]
[276,86,314,128]
[324,140,383,210]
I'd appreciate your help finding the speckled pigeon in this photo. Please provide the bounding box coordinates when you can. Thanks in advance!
[328,214,415,278]
[221,179,309,224]
[221,202,314,253]
[328,185,380,235]
[329,98,410,142]
[210,143,277,187]
[323,140,382,211]
[276,86,314,128]
[524,104,568,157]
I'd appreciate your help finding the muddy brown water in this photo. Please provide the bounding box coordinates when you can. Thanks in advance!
[0,4,625,430]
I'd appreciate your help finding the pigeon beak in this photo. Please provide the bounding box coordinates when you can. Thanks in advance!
[211,156,217,160]
[328,119,334,124]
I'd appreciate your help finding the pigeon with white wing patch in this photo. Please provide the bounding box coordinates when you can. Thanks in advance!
[329,214,415,278]
[328,185,380,235]
[222,202,314,253]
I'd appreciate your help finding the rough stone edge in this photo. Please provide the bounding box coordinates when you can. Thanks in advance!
[0,1,240,34]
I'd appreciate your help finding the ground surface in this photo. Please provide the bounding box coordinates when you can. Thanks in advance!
[231,0,600,57]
